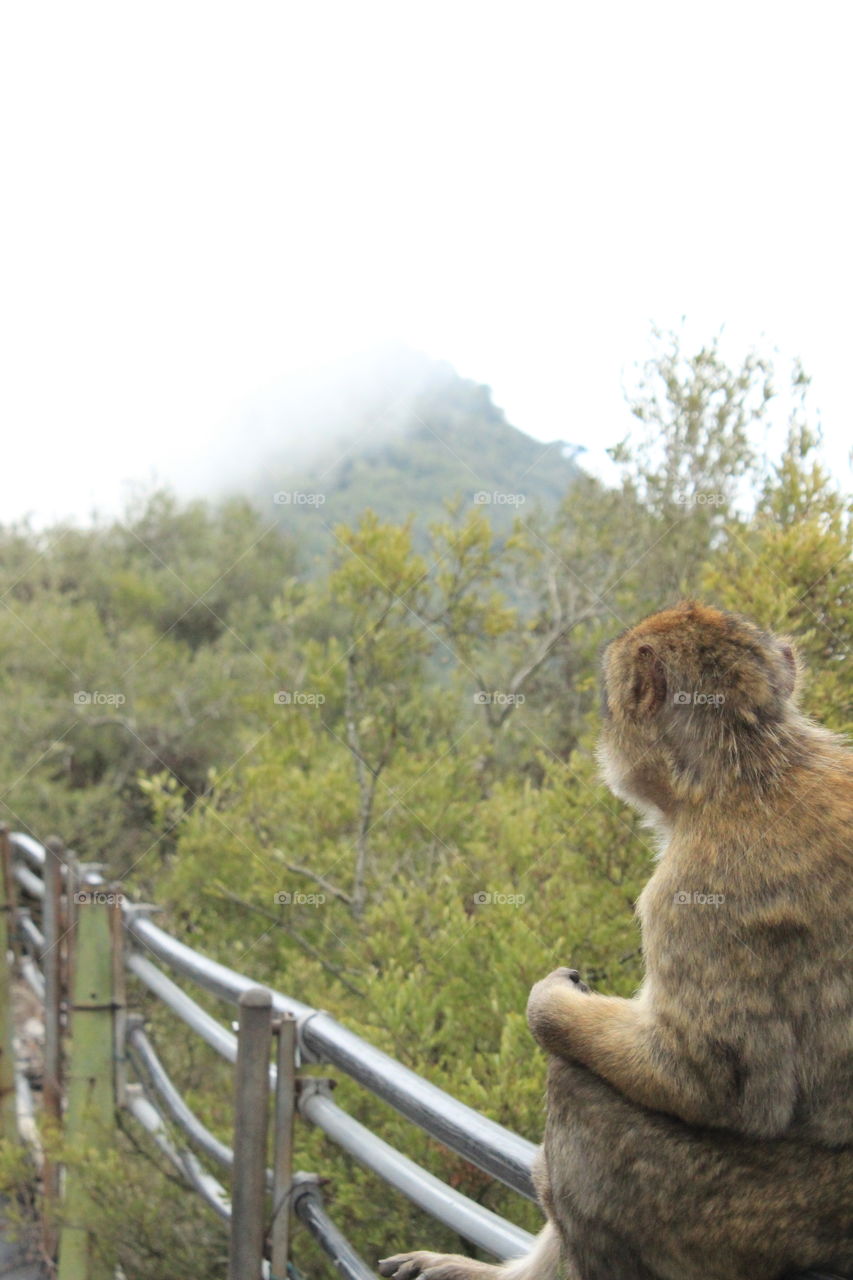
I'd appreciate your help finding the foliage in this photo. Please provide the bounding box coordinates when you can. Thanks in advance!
[0,1139,41,1258]
[0,330,849,1277]
[0,493,298,874]
[60,1126,229,1280]
[702,419,853,733]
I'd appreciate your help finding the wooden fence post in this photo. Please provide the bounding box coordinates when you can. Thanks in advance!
[0,826,17,1141]
[270,1012,297,1280]
[229,987,272,1280]
[57,886,119,1280]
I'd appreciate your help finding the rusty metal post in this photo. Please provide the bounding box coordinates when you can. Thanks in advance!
[65,853,81,958]
[229,987,272,1280]
[109,887,128,1109]
[0,826,17,1140]
[41,835,66,1260]
[270,1013,297,1279]
[42,835,65,1130]
[0,827,19,964]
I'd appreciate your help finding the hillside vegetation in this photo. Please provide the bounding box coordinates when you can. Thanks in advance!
[228,345,582,563]
[0,330,850,1278]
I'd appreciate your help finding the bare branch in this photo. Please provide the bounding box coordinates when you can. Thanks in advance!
[492,606,600,729]
[270,853,353,905]
[80,715,138,733]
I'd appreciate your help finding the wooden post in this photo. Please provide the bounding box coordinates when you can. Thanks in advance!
[0,826,17,1140]
[57,887,119,1280]
[270,1013,297,1280]
[229,987,272,1280]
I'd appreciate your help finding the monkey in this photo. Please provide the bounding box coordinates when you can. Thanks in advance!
[529,601,853,1145]
[379,603,853,1280]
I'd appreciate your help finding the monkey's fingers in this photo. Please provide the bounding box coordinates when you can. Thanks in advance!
[379,1253,432,1279]
[378,1252,456,1280]
[378,1256,416,1279]
[559,967,591,993]
[378,1255,493,1280]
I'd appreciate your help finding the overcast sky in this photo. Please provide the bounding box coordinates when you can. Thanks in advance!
[2,2,851,525]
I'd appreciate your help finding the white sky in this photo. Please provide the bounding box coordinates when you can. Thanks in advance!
[2,2,852,525]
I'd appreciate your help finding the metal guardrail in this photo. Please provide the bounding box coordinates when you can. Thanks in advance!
[124,909,538,1200]
[4,830,537,1279]
[13,832,536,1196]
[124,977,533,1259]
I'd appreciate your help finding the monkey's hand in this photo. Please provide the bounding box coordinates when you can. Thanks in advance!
[527,967,591,1049]
[527,972,725,1126]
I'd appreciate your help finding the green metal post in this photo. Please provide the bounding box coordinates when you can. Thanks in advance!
[57,888,119,1280]
[0,826,17,1140]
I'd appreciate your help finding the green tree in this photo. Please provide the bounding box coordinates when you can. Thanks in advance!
[703,421,853,732]
[610,325,773,597]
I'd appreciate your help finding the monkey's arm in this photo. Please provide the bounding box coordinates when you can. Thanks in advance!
[527,971,709,1122]
[527,969,798,1134]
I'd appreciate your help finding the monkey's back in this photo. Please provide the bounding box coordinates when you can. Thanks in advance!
[637,743,853,1146]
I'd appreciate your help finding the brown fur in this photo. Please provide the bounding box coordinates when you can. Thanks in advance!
[379,604,853,1280]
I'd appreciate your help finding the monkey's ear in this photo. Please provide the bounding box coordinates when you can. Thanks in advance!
[632,644,668,716]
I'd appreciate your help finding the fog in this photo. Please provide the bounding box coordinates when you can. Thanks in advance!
[2,3,851,527]
[168,344,485,501]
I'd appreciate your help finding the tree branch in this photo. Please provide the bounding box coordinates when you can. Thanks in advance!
[270,854,353,905]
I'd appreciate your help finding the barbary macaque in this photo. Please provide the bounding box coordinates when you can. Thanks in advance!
[380,603,853,1280]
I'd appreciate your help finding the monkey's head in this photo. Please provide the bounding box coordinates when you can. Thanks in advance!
[597,601,801,817]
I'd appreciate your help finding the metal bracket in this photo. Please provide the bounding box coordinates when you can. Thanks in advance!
[293,1007,327,1067]
[295,1076,336,1104]
[288,1170,326,1206]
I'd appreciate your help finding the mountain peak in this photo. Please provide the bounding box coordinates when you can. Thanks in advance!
[188,345,581,562]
